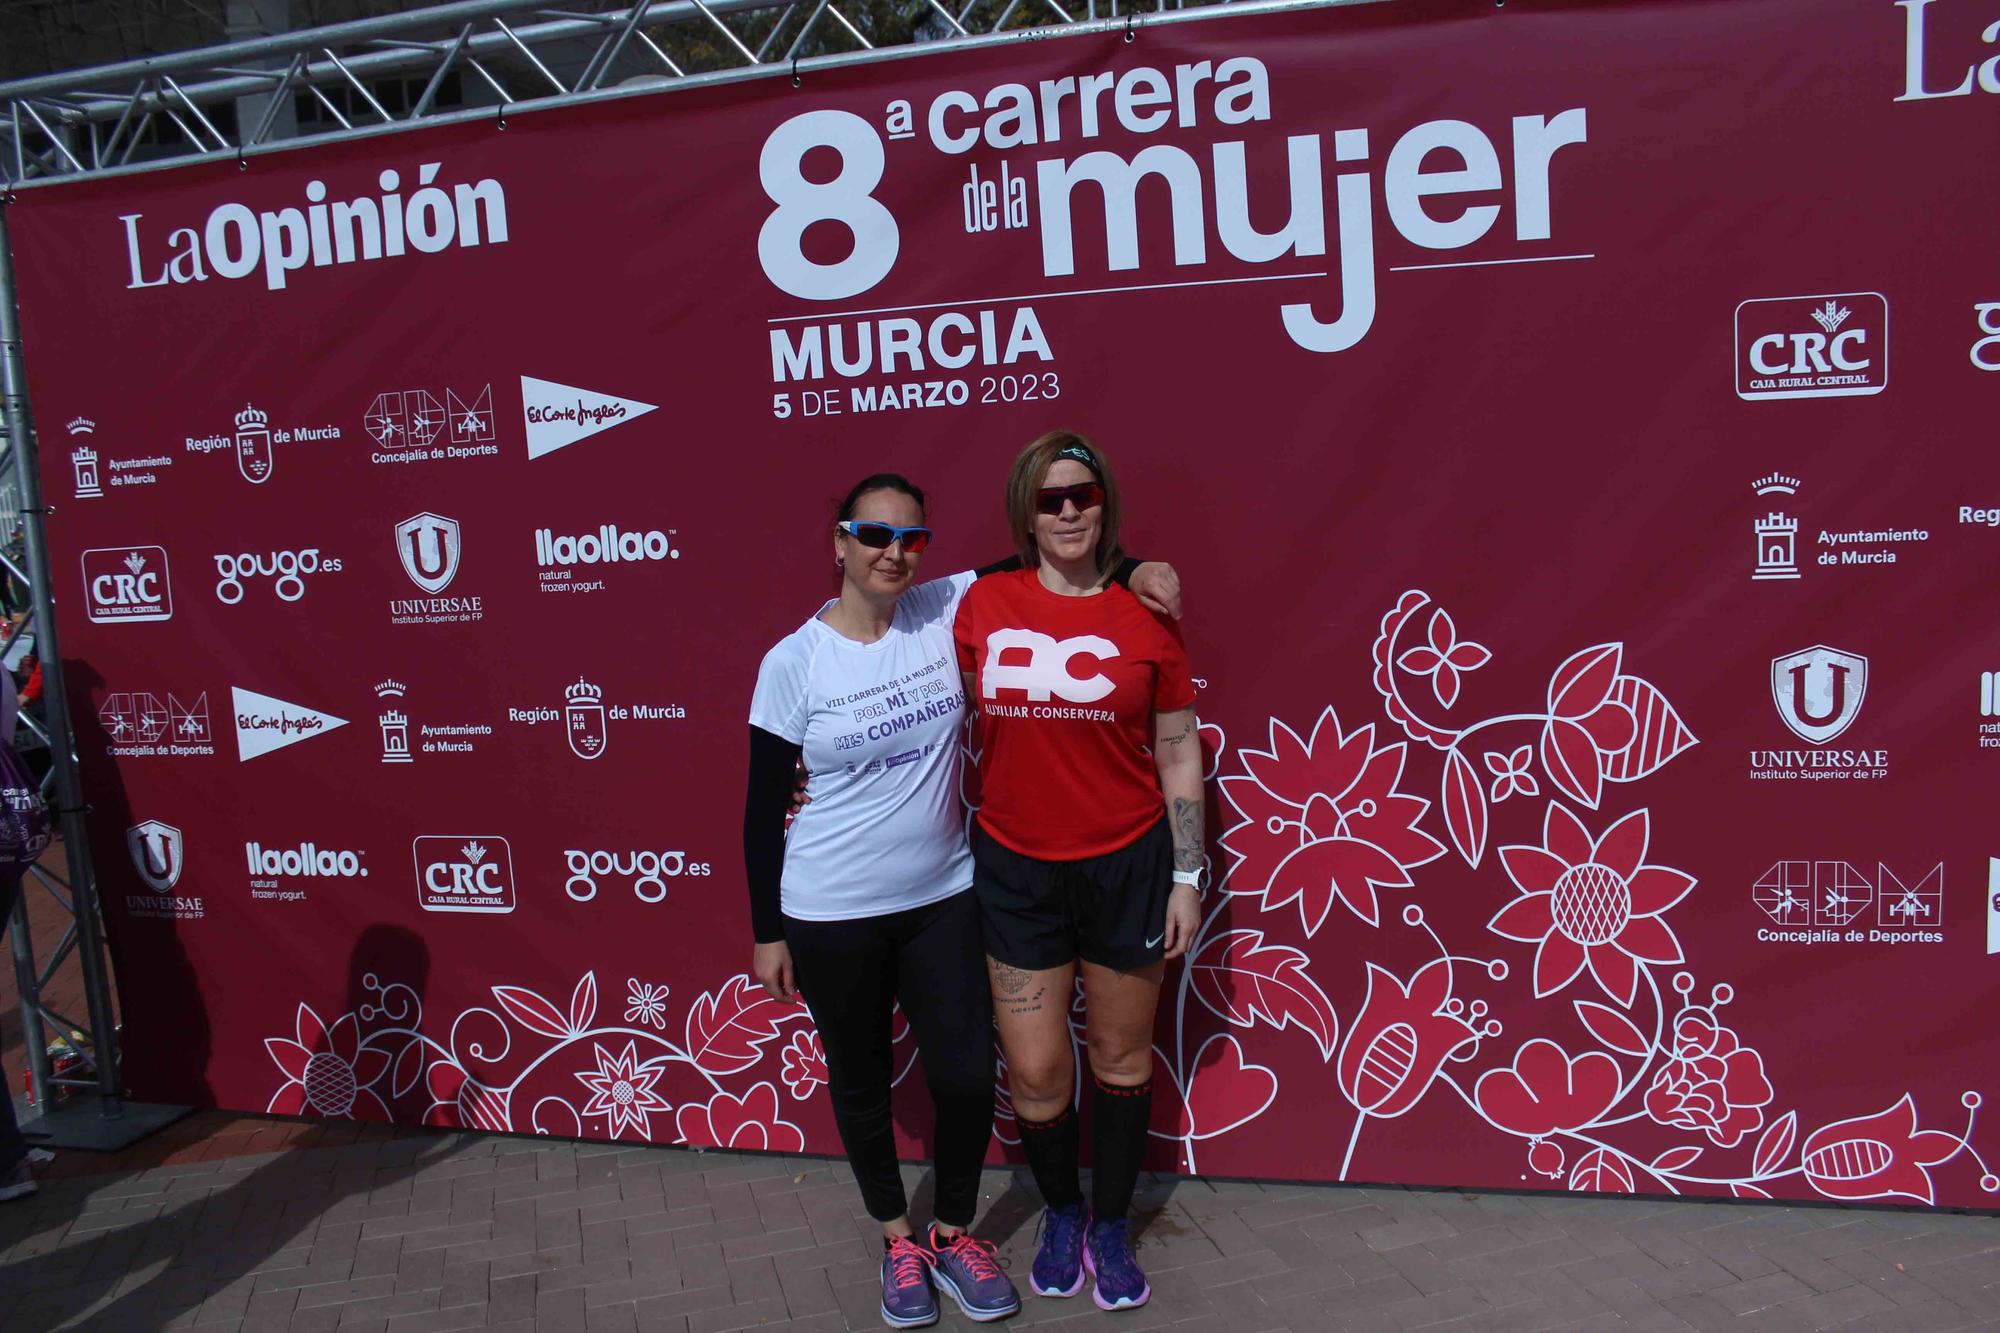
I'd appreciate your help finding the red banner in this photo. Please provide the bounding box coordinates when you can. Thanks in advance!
[9,0,2000,1207]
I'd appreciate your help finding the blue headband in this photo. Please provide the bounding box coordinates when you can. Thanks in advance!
[1054,443,1101,478]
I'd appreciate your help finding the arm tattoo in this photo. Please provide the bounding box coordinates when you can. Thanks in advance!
[1159,719,1194,747]
[1171,795,1204,873]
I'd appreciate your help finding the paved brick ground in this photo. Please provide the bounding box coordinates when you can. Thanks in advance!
[1,1130,1997,1332]
[5,838,1999,1330]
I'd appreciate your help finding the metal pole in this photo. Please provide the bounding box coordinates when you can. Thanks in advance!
[0,205,123,1115]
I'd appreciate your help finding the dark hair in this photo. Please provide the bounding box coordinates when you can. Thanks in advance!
[835,472,927,525]
[1005,430,1123,583]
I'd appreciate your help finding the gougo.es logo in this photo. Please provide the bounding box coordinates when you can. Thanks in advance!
[213,548,343,603]
[563,848,712,903]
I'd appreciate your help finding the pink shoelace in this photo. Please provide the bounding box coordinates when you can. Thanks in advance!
[938,1231,1005,1281]
[887,1236,934,1290]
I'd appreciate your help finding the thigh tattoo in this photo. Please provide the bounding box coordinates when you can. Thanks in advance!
[991,962,1046,1015]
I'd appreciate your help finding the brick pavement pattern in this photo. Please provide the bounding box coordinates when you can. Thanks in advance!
[1,1131,1996,1332]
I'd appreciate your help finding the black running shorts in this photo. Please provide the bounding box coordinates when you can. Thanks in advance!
[970,816,1173,972]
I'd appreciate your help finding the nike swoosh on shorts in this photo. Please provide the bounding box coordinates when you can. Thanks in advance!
[1144,933,1165,949]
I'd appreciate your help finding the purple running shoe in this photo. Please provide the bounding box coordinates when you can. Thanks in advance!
[1083,1216,1150,1311]
[1029,1202,1088,1298]
[879,1235,938,1328]
[928,1226,1020,1321]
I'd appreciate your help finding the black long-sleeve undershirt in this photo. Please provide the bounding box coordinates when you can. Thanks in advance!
[743,725,802,944]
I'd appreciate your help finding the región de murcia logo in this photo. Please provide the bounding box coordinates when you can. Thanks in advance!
[183,403,342,483]
[508,675,686,758]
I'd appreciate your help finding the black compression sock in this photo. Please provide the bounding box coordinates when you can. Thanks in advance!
[1016,1104,1083,1211]
[1090,1074,1153,1223]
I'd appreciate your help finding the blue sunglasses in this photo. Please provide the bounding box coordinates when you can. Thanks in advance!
[839,520,932,553]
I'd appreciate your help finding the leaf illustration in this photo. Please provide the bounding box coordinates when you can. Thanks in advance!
[460,1080,511,1132]
[1574,1001,1651,1058]
[686,974,804,1075]
[1189,930,1340,1060]
[492,985,574,1039]
[1568,1147,1635,1194]
[1601,676,1697,783]
[1547,644,1622,719]
[1651,1145,1703,1173]
[1731,1182,1772,1200]
[1540,718,1603,809]
[391,1037,427,1100]
[1178,1034,1280,1141]
[1753,1110,1798,1179]
[1442,748,1488,867]
[570,972,598,1034]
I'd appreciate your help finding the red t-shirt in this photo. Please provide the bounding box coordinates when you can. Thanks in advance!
[954,568,1196,859]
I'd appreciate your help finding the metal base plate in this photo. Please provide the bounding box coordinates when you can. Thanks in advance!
[14,1095,193,1151]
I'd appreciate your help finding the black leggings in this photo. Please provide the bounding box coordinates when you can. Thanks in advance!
[784,889,995,1227]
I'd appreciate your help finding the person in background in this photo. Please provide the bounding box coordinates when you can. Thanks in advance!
[744,471,1179,1329]
[0,682,37,1203]
[953,432,1204,1313]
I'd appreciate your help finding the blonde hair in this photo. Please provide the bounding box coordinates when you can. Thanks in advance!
[1004,430,1123,584]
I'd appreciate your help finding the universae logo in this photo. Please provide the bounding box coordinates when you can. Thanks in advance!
[1770,646,1867,745]
[127,819,184,892]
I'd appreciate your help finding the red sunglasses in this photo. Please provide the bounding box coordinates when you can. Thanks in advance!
[1035,482,1105,516]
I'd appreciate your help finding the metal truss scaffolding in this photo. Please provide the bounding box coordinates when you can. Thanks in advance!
[0,0,1360,188]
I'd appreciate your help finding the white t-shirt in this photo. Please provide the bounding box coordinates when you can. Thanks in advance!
[748,570,976,922]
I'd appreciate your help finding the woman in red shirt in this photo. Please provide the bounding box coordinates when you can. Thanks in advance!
[953,432,1204,1313]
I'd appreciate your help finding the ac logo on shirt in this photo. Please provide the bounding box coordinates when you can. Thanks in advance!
[983,629,1120,703]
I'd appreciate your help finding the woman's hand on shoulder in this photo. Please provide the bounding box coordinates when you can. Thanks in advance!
[1130,562,1182,620]
[753,940,799,1003]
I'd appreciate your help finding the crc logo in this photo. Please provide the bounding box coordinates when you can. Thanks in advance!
[1735,293,1888,400]
[413,836,515,914]
[1771,645,1868,745]
[982,628,1119,703]
[395,512,461,594]
[82,546,173,623]
[213,548,341,603]
[563,849,712,903]
[127,819,184,892]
